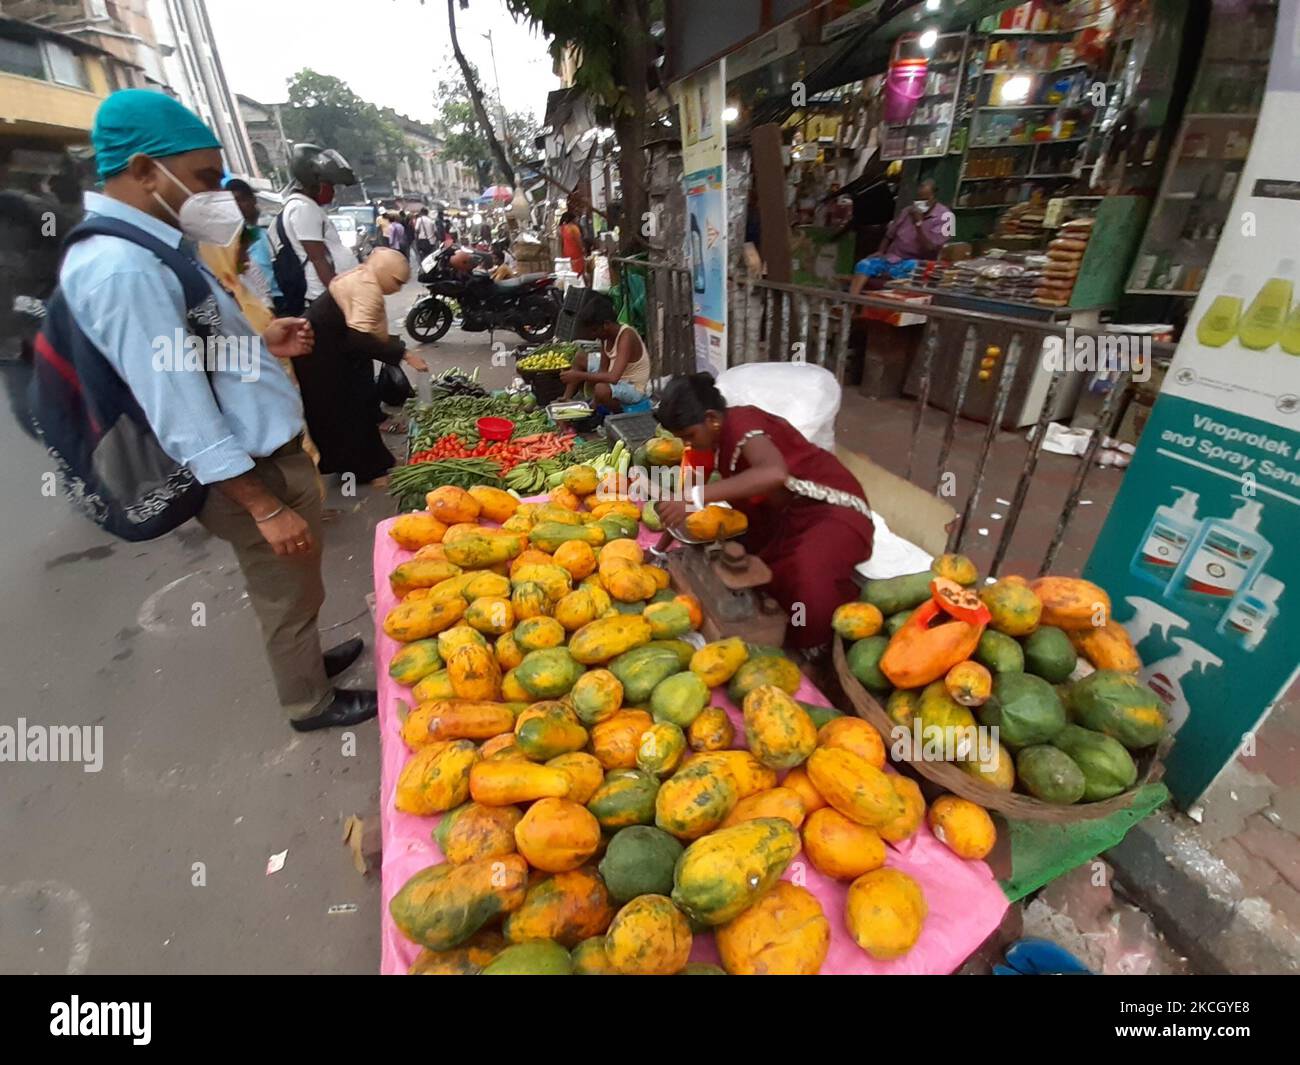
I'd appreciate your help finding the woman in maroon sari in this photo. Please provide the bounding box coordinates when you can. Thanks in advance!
[655,374,875,650]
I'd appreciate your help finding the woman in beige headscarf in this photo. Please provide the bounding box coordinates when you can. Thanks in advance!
[297,248,427,485]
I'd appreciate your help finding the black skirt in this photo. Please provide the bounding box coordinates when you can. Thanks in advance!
[296,291,406,483]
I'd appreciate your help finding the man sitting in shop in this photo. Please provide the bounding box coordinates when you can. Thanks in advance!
[849,178,954,294]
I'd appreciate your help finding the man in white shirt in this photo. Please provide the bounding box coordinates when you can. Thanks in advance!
[413,207,437,260]
[268,146,358,309]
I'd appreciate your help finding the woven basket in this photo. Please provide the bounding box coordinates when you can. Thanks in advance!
[831,637,1165,823]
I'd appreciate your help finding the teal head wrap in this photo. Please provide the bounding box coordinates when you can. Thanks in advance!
[91,89,222,180]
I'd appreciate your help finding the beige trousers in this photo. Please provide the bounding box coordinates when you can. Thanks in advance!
[198,440,332,720]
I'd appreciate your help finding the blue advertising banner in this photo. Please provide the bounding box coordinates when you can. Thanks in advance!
[678,60,728,373]
[1084,0,1300,806]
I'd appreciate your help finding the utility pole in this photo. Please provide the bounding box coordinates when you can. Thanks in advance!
[481,28,512,160]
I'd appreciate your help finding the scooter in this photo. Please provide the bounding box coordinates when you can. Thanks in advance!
[405,245,560,344]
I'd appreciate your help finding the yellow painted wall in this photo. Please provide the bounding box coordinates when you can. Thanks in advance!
[0,70,104,137]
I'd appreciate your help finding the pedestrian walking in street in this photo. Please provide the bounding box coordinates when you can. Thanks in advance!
[40,89,377,731]
[414,207,436,262]
[387,212,407,253]
[297,248,426,486]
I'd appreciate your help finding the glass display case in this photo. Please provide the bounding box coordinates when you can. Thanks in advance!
[880,31,969,161]
[1125,0,1278,297]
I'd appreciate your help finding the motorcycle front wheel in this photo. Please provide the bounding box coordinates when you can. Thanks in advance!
[515,294,558,343]
[406,298,453,343]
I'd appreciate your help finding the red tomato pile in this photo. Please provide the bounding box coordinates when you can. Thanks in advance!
[409,432,574,472]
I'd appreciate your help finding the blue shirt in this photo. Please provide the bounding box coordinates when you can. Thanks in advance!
[60,191,304,485]
[246,227,281,300]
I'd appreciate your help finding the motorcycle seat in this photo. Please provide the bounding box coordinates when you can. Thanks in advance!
[492,273,549,292]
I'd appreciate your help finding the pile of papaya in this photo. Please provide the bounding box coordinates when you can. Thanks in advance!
[837,552,1166,808]
[380,476,949,975]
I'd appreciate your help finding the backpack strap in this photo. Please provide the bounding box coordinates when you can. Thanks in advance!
[62,217,213,315]
[58,215,222,404]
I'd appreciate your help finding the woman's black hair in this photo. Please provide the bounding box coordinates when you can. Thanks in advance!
[655,373,727,431]
[575,291,617,327]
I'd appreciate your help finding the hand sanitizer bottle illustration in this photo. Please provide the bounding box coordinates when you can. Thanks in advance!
[1196,274,1245,347]
[1165,495,1271,615]
[1237,258,1295,350]
[1130,486,1199,588]
[1143,637,1223,736]
[1217,573,1284,650]
[1122,595,1189,658]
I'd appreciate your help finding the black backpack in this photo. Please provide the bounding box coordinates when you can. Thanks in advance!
[272,209,308,316]
[27,217,220,541]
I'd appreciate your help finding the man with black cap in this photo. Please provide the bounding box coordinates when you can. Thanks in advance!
[58,89,377,732]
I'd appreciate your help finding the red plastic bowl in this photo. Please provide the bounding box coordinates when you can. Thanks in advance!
[477,416,514,442]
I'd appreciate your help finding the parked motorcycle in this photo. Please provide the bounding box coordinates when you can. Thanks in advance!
[405,245,560,344]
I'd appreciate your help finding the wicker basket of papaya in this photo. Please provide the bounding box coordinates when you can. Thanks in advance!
[829,558,1167,823]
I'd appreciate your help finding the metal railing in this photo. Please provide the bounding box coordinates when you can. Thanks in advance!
[608,257,1172,578]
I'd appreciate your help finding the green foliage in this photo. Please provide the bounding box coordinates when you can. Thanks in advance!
[282,69,410,175]
[432,58,543,182]
[504,0,635,115]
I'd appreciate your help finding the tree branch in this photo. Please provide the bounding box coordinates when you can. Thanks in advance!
[447,0,516,188]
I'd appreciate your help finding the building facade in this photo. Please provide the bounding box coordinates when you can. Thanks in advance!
[2,0,257,177]
[143,0,256,176]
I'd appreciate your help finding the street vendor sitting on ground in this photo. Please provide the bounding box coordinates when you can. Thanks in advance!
[654,374,875,652]
[849,178,953,294]
[558,292,650,413]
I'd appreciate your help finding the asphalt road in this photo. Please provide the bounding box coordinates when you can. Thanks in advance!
[0,278,515,974]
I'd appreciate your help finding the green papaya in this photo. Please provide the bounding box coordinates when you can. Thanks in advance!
[480,940,573,975]
[975,630,1025,674]
[1067,671,1167,750]
[799,701,844,729]
[645,639,696,670]
[1022,625,1078,683]
[860,571,934,616]
[884,609,913,636]
[727,654,802,704]
[978,672,1066,749]
[642,500,663,531]
[609,645,682,705]
[1051,724,1138,800]
[587,769,660,830]
[1016,744,1086,804]
[598,826,684,902]
[845,635,892,693]
[649,671,710,728]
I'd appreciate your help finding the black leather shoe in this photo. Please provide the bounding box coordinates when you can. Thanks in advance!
[290,688,378,732]
[323,636,364,678]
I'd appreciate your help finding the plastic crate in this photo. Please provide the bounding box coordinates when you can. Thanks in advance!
[603,411,659,452]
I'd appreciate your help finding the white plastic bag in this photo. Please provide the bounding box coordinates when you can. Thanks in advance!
[591,254,612,292]
[715,362,842,451]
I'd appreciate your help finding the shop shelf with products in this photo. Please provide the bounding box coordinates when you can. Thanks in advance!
[880,30,970,161]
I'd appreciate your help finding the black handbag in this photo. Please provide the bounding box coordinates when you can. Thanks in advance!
[376,362,415,406]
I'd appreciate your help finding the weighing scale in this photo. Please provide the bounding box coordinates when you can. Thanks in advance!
[648,526,788,646]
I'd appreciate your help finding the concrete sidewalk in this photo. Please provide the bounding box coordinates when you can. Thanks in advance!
[0,280,511,974]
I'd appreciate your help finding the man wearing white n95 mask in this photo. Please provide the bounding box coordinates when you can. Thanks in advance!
[58,89,376,732]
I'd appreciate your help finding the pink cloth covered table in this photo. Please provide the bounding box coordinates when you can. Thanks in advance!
[372,517,1008,974]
